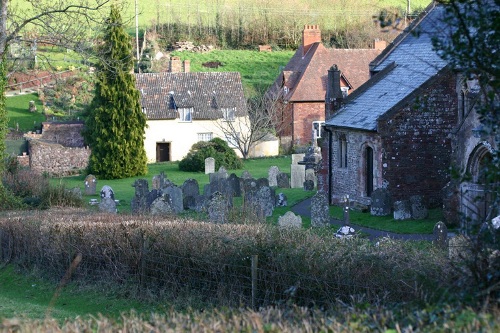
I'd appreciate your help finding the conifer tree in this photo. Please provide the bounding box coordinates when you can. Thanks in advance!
[84,5,147,179]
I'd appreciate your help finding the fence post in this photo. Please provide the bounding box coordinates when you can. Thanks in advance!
[140,237,149,288]
[251,254,258,309]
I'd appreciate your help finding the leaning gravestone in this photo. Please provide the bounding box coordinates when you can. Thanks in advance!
[370,188,392,216]
[84,174,97,195]
[99,197,116,214]
[207,191,230,223]
[410,195,428,219]
[268,166,280,187]
[100,185,115,200]
[433,221,448,249]
[393,200,412,220]
[205,157,215,174]
[311,191,330,227]
[278,211,302,229]
[276,172,290,189]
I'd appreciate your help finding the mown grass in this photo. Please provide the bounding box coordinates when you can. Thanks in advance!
[5,93,45,131]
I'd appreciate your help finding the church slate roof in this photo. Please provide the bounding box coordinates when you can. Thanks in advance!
[325,3,450,131]
[135,72,247,120]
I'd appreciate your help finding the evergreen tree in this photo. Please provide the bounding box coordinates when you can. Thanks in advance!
[84,5,147,179]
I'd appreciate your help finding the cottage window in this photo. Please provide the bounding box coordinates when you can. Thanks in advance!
[178,108,192,122]
[198,132,213,142]
[222,108,236,121]
[339,134,348,168]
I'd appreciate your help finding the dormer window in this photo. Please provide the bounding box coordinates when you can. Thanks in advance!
[222,107,235,121]
[178,108,192,122]
[341,87,349,98]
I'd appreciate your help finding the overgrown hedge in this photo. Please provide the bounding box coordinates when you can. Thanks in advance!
[0,210,455,308]
[179,138,243,172]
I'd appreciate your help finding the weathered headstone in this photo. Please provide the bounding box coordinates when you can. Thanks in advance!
[205,157,215,174]
[245,185,275,218]
[290,164,306,188]
[433,221,448,249]
[276,192,288,207]
[410,195,428,219]
[100,185,115,200]
[370,188,392,216]
[131,179,150,214]
[207,191,230,223]
[209,166,229,183]
[305,169,317,188]
[99,197,117,214]
[84,174,97,195]
[268,166,280,187]
[276,172,290,188]
[278,211,302,229]
[227,173,241,197]
[241,170,252,179]
[311,191,329,227]
[291,153,305,165]
[152,172,167,190]
[393,200,412,220]
[303,179,315,191]
[162,185,183,214]
[150,196,175,216]
[68,187,82,199]
[182,179,200,210]
[256,177,269,188]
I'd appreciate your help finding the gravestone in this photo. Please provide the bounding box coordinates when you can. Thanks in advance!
[68,187,82,199]
[100,185,115,200]
[241,170,252,179]
[276,192,287,207]
[131,179,151,214]
[162,185,183,214]
[150,196,175,216]
[311,191,329,227]
[256,178,269,188]
[84,174,97,195]
[207,191,230,223]
[152,172,166,190]
[290,164,306,188]
[393,200,412,220]
[205,157,215,174]
[305,169,317,188]
[268,166,280,187]
[370,188,392,216]
[276,172,290,188]
[410,195,428,219]
[99,197,117,214]
[433,221,448,249]
[209,166,229,183]
[245,185,275,218]
[278,211,302,229]
[291,153,305,165]
[227,173,241,197]
[303,179,315,191]
[182,179,200,210]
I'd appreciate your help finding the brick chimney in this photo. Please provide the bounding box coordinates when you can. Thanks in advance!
[184,60,190,73]
[302,25,321,56]
[325,65,343,119]
[170,56,181,73]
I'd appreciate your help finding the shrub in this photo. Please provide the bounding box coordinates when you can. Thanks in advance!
[179,137,243,172]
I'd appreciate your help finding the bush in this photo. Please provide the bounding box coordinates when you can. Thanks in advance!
[179,137,243,172]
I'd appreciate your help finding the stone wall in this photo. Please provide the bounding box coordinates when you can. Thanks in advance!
[29,140,90,176]
[39,121,85,147]
[377,70,459,207]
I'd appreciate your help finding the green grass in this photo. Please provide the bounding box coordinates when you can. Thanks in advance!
[5,93,45,132]
[170,49,294,96]
[0,266,159,321]
[329,205,442,234]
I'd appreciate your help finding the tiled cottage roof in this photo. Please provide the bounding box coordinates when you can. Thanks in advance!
[325,3,450,131]
[269,44,382,102]
[135,72,247,120]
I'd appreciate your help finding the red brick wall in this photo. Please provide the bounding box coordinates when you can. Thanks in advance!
[377,70,458,207]
[292,102,324,146]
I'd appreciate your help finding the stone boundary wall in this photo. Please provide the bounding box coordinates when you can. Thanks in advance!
[29,140,90,176]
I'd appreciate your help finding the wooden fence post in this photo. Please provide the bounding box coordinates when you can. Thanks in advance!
[251,254,258,309]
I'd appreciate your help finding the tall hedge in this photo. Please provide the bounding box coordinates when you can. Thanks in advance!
[83,5,147,179]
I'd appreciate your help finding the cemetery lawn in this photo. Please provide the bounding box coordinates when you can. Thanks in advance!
[0,265,161,322]
[6,93,45,132]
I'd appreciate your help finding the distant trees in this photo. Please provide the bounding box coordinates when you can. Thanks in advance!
[83,5,147,179]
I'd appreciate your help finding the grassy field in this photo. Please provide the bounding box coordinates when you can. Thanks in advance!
[5,93,45,131]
